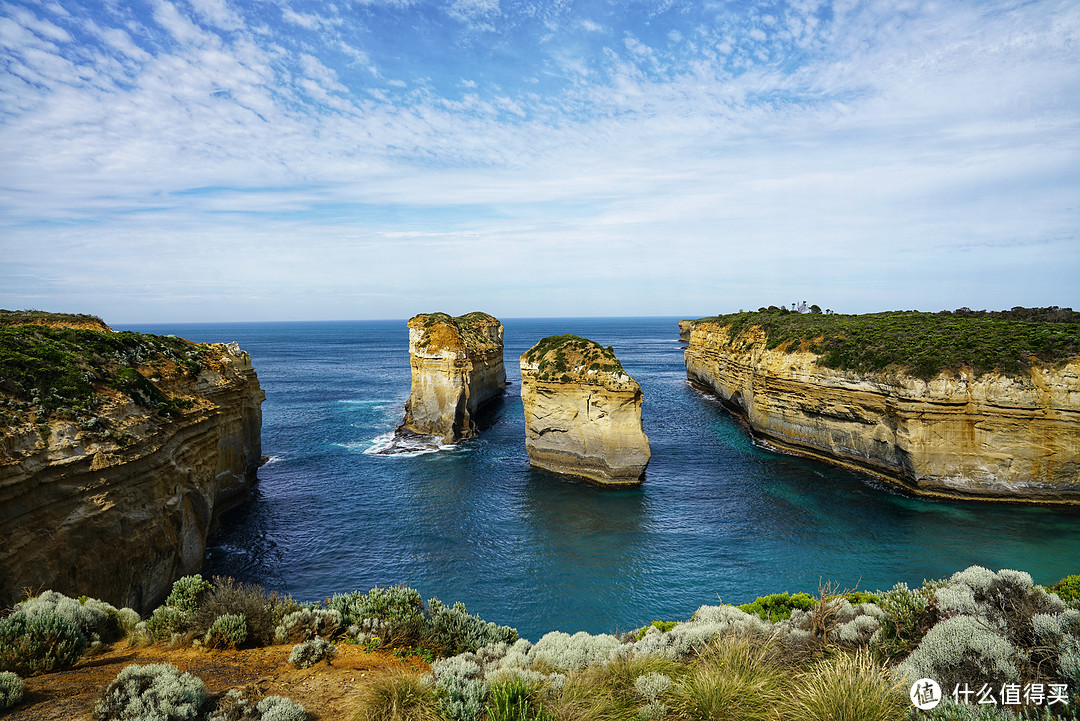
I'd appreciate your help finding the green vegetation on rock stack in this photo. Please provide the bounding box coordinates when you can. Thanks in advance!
[415,311,502,351]
[520,334,625,383]
[688,306,1079,379]
[0,320,202,426]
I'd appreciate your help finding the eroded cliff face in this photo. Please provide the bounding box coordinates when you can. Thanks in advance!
[0,333,263,612]
[684,321,1080,503]
[678,320,693,342]
[398,312,507,444]
[520,336,650,485]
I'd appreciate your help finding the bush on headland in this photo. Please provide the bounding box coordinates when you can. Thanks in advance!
[3,566,1079,720]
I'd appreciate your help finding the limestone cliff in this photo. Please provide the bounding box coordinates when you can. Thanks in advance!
[398,312,507,445]
[684,319,1080,503]
[0,316,264,611]
[678,320,693,342]
[520,335,650,485]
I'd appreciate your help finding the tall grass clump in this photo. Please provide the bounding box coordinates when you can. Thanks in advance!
[485,675,551,721]
[668,634,785,721]
[350,671,442,721]
[782,649,907,721]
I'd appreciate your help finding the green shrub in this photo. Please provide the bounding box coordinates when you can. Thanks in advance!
[350,671,442,721]
[1051,575,1080,606]
[275,608,342,644]
[146,605,188,641]
[330,587,427,647]
[93,663,206,721]
[738,592,817,622]
[634,621,677,640]
[0,608,87,675]
[190,577,297,647]
[0,671,25,711]
[781,650,906,721]
[165,575,212,614]
[288,638,336,669]
[431,654,488,721]
[204,614,248,650]
[207,689,306,721]
[15,591,122,645]
[426,598,518,656]
[875,582,936,659]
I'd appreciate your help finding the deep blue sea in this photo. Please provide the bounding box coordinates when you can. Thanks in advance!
[120,317,1080,642]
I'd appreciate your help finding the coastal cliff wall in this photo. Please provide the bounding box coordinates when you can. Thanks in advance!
[684,321,1080,503]
[521,336,650,485]
[0,326,263,612]
[399,312,506,444]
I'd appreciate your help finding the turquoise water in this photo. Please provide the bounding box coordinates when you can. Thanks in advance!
[120,317,1080,641]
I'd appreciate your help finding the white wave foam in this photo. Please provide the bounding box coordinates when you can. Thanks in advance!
[362,431,459,457]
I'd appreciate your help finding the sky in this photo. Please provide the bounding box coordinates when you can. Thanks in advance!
[1,0,1078,323]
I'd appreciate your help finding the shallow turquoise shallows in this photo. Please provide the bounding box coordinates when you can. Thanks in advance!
[120,317,1080,642]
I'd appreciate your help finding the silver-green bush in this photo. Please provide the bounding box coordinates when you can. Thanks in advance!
[274,608,342,644]
[0,608,87,675]
[254,695,306,721]
[16,591,122,646]
[93,663,206,721]
[287,638,336,669]
[897,615,1018,689]
[431,653,488,721]
[0,670,24,711]
[427,598,518,656]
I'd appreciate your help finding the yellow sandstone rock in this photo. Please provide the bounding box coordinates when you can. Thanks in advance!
[684,321,1080,503]
[520,335,650,485]
[398,312,507,444]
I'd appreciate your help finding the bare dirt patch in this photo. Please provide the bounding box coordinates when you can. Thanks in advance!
[7,642,430,721]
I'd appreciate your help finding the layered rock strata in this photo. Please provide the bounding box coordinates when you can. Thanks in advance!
[684,321,1080,503]
[398,312,507,445]
[0,321,263,611]
[520,335,650,485]
[678,320,693,342]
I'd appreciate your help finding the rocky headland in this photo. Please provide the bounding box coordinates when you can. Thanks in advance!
[520,335,650,485]
[395,311,507,446]
[0,312,264,611]
[683,309,1080,503]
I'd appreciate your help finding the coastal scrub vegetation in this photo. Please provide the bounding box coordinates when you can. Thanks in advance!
[521,335,626,383]
[413,312,502,352]
[688,306,1080,379]
[3,566,1079,719]
[0,320,205,427]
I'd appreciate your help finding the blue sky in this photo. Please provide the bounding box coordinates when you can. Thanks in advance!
[1,0,1078,322]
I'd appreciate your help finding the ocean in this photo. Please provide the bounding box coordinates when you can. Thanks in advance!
[119,317,1080,642]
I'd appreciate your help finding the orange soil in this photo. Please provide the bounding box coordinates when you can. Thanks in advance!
[7,642,431,721]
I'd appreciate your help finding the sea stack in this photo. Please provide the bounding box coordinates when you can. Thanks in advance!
[520,335,650,485]
[398,312,507,444]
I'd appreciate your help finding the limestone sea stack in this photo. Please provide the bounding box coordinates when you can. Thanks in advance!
[683,313,1080,504]
[520,335,650,485]
[0,312,264,611]
[398,312,507,444]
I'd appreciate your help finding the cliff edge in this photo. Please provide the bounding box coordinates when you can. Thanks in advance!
[520,335,650,485]
[683,310,1080,503]
[397,312,507,445]
[0,313,264,611]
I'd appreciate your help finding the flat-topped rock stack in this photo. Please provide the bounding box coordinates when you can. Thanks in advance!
[520,335,650,485]
[398,311,507,445]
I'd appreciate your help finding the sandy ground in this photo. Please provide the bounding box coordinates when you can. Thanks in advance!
[6,641,431,720]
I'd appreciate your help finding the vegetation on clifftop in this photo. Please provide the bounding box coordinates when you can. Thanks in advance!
[413,312,502,352]
[0,322,203,428]
[521,334,626,383]
[687,307,1080,380]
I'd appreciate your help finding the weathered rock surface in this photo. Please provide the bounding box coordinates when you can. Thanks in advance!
[520,335,650,485]
[678,320,693,342]
[397,312,506,445]
[684,320,1080,503]
[0,325,263,612]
